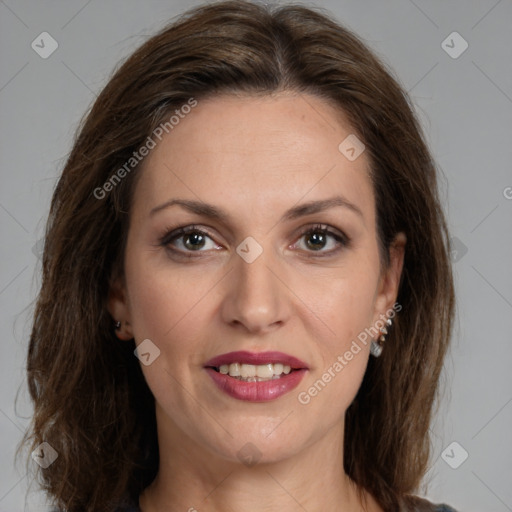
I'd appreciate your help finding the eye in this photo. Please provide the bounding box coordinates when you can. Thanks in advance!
[293,224,349,255]
[159,223,349,259]
[160,225,221,255]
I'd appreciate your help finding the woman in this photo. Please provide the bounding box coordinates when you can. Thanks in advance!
[22,1,457,511]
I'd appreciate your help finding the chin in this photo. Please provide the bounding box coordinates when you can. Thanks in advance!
[203,420,313,467]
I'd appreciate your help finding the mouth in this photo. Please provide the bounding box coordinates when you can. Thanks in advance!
[204,351,308,402]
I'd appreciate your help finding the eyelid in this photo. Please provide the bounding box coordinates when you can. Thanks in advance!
[293,223,348,243]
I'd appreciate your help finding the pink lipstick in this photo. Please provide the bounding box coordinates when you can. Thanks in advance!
[204,350,308,402]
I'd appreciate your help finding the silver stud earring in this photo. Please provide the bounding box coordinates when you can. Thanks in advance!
[114,320,121,330]
[370,317,392,357]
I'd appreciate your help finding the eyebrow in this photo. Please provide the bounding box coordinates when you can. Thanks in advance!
[149,195,363,222]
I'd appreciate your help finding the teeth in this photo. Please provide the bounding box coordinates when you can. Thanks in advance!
[216,362,295,381]
[273,363,284,375]
[229,363,240,376]
[240,364,256,378]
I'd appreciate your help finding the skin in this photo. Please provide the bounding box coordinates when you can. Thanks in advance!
[108,91,405,512]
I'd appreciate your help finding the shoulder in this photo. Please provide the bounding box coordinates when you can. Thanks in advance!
[402,495,459,512]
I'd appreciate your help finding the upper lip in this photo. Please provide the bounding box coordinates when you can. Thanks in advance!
[204,351,309,370]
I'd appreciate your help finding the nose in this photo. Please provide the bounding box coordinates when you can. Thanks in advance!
[220,245,291,334]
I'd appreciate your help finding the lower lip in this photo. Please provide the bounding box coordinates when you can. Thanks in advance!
[205,368,307,402]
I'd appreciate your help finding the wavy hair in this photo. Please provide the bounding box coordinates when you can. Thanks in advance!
[21,1,455,510]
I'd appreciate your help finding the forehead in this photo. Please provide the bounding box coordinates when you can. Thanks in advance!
[133,92,375,225]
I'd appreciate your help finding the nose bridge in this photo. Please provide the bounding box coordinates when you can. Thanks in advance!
[222,242,288,332]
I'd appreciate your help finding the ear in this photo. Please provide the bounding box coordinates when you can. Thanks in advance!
[372,232,406,322]
[107,276,134,340]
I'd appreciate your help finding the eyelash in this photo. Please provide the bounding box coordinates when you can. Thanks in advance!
[159,224,350,259]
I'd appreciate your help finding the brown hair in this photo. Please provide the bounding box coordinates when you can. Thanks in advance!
[21,1,455,510]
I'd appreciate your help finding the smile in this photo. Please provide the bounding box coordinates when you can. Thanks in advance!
[204,351,308,402]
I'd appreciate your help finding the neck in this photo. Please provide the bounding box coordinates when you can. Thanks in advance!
[139,406,380,512]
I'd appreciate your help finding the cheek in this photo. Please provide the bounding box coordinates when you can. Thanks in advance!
[124,252,223,407]
[294,277,377,420]
[293,258,379,412]
[124,259,213,407]
[303,262,380,354]
[125,250,206,343]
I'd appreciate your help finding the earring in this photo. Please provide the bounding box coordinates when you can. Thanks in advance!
[370,317,392,358]
[114,320,121,330]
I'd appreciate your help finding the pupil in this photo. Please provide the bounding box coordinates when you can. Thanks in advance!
[307,231,325,250]
[185,232,204,250]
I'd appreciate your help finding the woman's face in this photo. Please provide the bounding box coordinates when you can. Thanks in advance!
[109,92,404,465]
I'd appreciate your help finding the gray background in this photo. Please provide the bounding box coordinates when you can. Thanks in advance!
[1,0,511,510]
